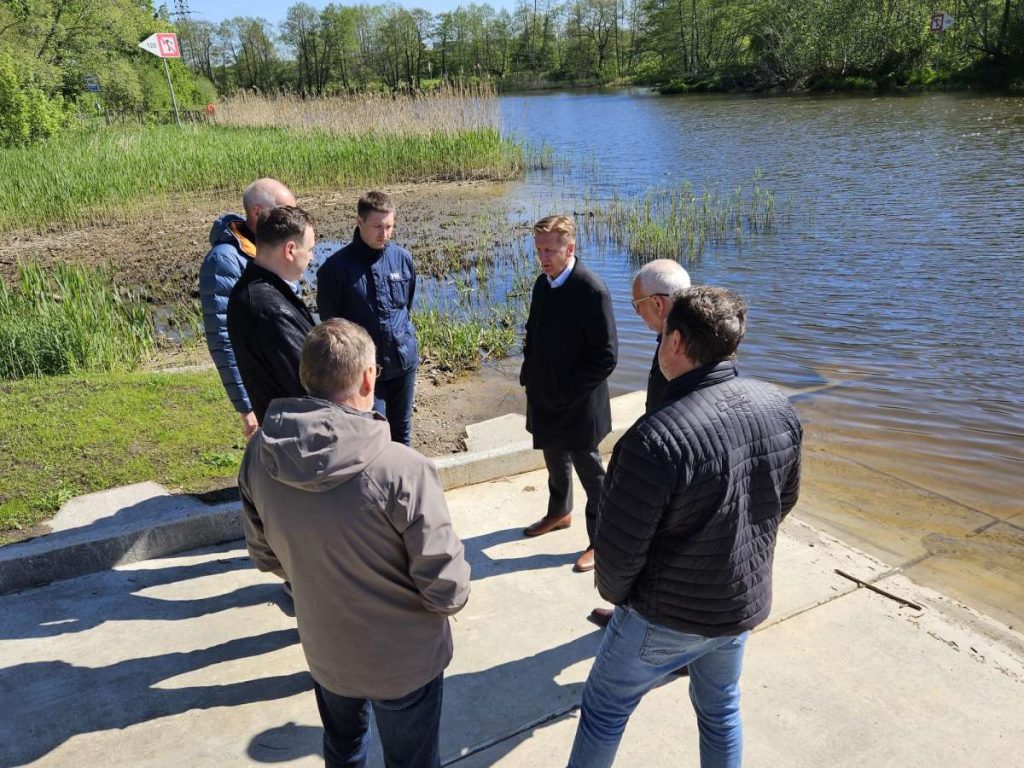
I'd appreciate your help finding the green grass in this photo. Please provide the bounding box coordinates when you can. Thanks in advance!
[579,175,782,262]
[0,262,154,379]
[414,306,522,373]
[0,369,244,539]
[0,125,524,231]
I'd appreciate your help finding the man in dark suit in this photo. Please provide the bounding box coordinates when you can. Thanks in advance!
[520,215,618,574]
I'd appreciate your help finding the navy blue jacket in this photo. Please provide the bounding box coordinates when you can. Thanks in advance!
[596,362,802,637]
[315,228,418,380]
[199,213,254,414]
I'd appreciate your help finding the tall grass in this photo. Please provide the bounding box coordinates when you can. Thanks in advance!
[0,262,153,379]
[578,175,782,262]
[0,124,523,231]
[217,83,502,137]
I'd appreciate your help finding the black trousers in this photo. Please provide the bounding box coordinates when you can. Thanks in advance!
[542,448,605,547]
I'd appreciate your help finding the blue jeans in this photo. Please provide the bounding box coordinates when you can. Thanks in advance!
[313,675,443,768]
[568,607,748,768]
[374,366,416,446]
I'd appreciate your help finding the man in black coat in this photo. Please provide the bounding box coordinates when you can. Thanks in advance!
[567,286,802,768]
[519,215,617,574]
[589,258,691,628]
[227,206,317,425]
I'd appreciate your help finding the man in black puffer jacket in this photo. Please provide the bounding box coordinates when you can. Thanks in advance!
[567,286,802,768]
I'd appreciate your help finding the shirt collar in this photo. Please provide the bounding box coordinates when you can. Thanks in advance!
[547,257,576,288]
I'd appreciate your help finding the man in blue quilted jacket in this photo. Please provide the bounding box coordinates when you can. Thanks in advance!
[199,178,296,439]
[316,191,418,446]
[567,286,802,768]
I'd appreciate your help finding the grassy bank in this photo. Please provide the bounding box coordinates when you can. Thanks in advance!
[0,369,242,540]
[0,124,523,231]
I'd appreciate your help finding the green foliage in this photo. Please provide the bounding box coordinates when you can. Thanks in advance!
[0,262,154,379]
[414,306,521,372]
[0,369,243,537]
[0,50,66,147]
[0,125,523,231]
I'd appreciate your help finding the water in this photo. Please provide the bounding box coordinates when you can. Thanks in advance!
[302,92,1023,619]
[492,90,1023,621]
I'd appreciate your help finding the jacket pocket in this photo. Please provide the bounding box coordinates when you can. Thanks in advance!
[387,272,412,308]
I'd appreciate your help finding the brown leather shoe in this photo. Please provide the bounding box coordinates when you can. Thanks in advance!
[588,607,613,627]
[523,513,571,537]
[573,547,595,573]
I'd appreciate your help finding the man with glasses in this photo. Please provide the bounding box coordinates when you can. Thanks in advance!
[239,318,470,768]
[589,258,691,627]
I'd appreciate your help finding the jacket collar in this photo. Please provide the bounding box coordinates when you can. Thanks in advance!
[351,227,384,258]
[662,361,738,401]
[241,261,313,317]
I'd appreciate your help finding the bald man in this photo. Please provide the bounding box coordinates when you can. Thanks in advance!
[200,178,296,439]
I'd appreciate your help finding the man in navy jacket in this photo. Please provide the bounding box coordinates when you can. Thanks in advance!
[199,178,295,439]
[316,191,419,446]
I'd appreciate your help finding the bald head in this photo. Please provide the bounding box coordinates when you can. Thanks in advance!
[243,178,296,232]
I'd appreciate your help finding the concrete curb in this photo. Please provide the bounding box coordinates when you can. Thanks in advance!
[0,389,646,594]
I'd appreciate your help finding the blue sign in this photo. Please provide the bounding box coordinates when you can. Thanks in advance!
[84,76,100,92]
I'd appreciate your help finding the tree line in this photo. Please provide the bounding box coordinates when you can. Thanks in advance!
[0,0,1021,147]
[182,0,1022,94]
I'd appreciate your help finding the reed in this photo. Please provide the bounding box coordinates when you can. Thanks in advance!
[413,305,520,372]
[578,176,783,263]
[217,82,502,137]
[0,125,522,231]
[0,262,153,379]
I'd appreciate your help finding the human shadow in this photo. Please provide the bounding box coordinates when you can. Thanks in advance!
[461,527,578,582]
[0,628,311,767]
[246,630,605,766]
[0,543,277,641]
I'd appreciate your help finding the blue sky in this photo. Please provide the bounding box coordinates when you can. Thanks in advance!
[188,0,513,25]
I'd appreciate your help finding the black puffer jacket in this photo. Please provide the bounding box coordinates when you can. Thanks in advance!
[595,361,802,637]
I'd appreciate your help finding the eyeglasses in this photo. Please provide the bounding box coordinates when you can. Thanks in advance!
[373,364,382,378]
[631,293,669,311]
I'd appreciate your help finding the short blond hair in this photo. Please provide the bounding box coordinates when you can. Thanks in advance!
[300,319,376,400]
[533,215,576,243]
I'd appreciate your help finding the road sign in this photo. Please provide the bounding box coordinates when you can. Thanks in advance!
[930,12,955,32]
[84,75,100,93]
[138,32,181,58]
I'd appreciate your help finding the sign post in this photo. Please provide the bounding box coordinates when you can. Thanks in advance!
[138,32,182,127]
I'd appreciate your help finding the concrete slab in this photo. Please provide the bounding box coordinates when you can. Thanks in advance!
[0,483,241,595]
[3,464,1021,768]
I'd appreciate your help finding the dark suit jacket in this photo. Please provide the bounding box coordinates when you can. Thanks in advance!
[227,262,315,424]
[520,261,618,450]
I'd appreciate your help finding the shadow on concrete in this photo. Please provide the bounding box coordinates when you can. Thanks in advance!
[246,631,604,766]
[462,527,579,581]
[0,628,312,767]
[0,542,278,640]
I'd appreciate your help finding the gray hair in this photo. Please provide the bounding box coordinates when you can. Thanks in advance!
[634,259,691,296]
[243,178,293,215]
[300,319,376,400]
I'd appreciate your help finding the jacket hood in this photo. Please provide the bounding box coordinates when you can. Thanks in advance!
[256,397,391,492]
[209,213,253,249]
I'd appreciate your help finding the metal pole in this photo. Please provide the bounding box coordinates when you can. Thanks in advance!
[162,57,182,128]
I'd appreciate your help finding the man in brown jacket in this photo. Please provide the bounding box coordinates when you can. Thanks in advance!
[239,318,471,768]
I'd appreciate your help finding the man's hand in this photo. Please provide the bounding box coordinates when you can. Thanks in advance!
[241,411,259,440]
